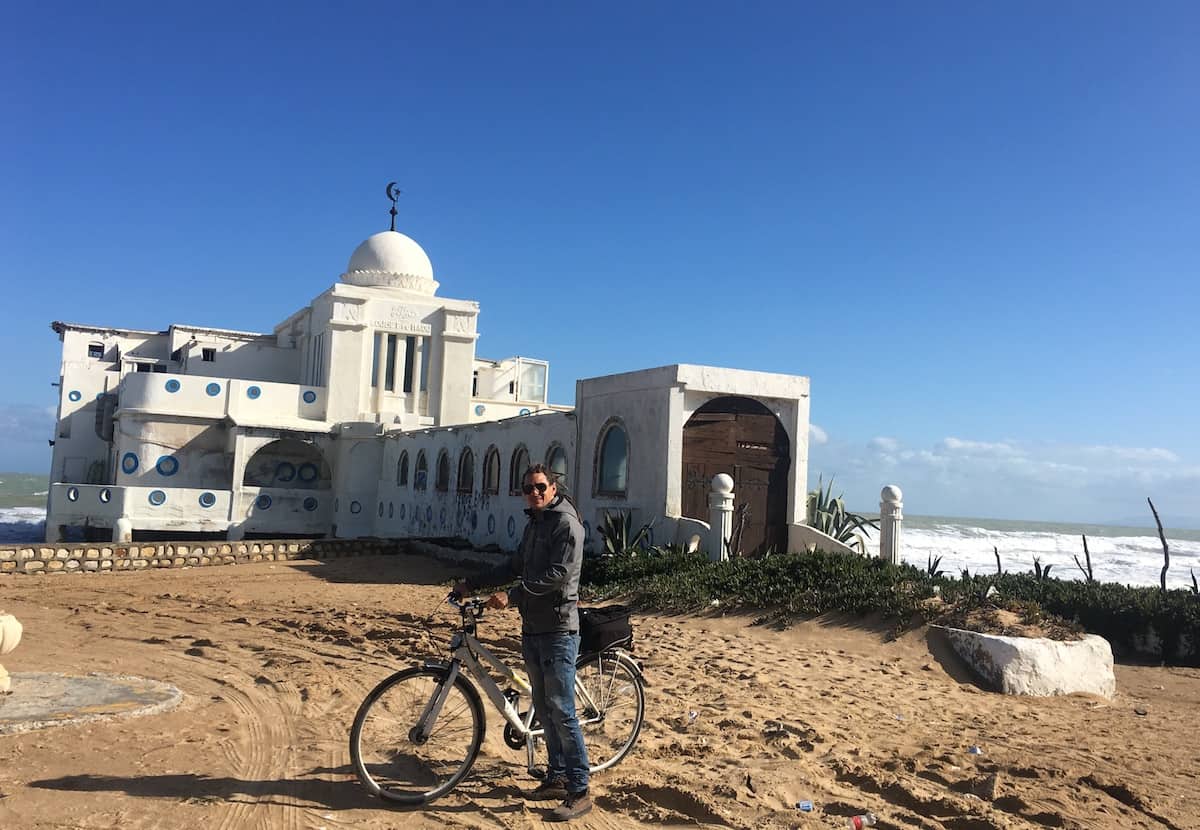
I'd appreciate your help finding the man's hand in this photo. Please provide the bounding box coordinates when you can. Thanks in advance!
[485,591,509,610]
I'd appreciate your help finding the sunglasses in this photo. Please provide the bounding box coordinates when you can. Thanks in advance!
[522,482,551,495]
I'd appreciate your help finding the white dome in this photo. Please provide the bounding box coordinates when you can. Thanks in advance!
[341,231,438,294]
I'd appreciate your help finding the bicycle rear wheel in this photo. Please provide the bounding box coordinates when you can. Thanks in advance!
[575,651,644,772]
[350,666,485,805]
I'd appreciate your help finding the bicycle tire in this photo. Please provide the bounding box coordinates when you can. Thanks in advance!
[575,650,645,773]
[350,665,485,805]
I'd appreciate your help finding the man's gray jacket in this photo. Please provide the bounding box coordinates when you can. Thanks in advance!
[465,496,584,635]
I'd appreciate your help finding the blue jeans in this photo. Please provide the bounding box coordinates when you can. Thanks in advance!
[522,632,589,794]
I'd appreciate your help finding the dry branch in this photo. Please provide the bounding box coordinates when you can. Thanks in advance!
[1073,534,1094,583]
[1148,497,1169,592]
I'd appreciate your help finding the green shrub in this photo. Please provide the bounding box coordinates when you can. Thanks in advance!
[582,549,1200,665]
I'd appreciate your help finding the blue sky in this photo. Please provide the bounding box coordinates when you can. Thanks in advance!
[2,2,1197,524]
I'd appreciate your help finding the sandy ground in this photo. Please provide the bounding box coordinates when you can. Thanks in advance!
[0,554,1196,830]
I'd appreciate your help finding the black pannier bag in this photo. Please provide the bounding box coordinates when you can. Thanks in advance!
[579,604,633,654]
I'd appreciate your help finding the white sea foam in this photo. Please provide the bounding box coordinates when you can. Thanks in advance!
[900,523,1200,590]
[0,507,46,544]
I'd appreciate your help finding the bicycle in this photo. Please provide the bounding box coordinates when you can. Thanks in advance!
[350,594,646,805]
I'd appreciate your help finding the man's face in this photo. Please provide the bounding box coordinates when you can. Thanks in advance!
[523,472,556,511]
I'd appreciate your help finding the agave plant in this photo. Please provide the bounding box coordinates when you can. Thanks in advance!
[926,553,944,578]
[1032,556,1054,581]
[597,510,655,557]
[806,476,880,554]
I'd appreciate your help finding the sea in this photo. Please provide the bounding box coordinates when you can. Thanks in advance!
[3,474,1198,590]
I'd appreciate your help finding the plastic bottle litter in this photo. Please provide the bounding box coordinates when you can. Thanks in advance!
[795,799,814,811]
[847,814,877,828]
[967,745,983,755]
[687,710,699,724]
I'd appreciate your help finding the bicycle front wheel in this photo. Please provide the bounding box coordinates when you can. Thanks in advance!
[350,666,485,805]
[575,651,645,773]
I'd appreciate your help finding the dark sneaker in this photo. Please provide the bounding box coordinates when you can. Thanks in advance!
[547,790,593,821]
[525,777,568,800]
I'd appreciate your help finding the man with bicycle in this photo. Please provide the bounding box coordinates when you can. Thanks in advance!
[453,464,592,821]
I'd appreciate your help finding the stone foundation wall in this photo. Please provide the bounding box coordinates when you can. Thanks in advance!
[0,538,430,575]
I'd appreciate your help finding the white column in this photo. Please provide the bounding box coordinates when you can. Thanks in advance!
[879,485,903,565]
[373,331,387,416]
[708,473,735,562]
[410,336,424,416]
[113,516,133,544]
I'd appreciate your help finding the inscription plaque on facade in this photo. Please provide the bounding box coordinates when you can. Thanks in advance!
[372,304,432,335]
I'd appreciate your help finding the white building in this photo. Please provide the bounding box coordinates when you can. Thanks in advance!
[46,212,812,556]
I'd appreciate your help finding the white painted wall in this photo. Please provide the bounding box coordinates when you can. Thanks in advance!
[46,227,812,555]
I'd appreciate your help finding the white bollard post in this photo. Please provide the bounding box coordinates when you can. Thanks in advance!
[708,473,735,562]
[879,485,903,565]
[113,517,133,544]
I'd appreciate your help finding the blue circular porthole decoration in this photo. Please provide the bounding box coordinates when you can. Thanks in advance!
[399,503,407,519]
[247,385,262,400]
[519,407,531,416]
[388,502,394,519]
[148,490,167,506]
[302,389,317,404]
[471,511,478,531]
[426,505,433,522]
[256,494,272,510]
[68,390,82,402]
[276,461,296,483]
[165,379,180,393]
[474,404,485,416]
[488,514,496,534]
[303,496,318,512]
[67,487,79,501]
[199,491,216,508]
[121,453,139,474]
[99,488,111,503]
[378,502,384,517]
[155,455,179,476]
[206,382,221,397]
[507,516,516,537]
[350,500,362,514]
[298,463,318,482]
[439,508,446,526]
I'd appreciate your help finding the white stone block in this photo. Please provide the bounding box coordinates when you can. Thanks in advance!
[939,625,1116,699]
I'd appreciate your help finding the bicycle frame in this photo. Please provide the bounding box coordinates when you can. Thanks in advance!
[414,603,609,776]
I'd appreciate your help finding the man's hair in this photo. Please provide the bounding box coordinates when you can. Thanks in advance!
[522,463,559,486]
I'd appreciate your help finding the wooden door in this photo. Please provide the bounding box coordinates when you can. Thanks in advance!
[682,397,789,556]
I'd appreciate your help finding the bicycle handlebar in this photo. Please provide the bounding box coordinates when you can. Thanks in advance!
[446,592,487,618]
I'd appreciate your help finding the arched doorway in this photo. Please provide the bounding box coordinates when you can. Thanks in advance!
[682,396,790,556]
[243,439,331,489]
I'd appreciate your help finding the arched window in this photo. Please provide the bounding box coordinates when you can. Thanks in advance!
[483,446,501,495]
[414,451,428,491]
[546,443,568,481]
[596,421,628,496]
[509,445,529,495]
[397,450,409,487]
[436,449,451,492]
[457,448,475,493]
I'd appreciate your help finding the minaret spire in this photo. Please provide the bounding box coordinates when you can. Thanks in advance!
[385,181,402,231]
